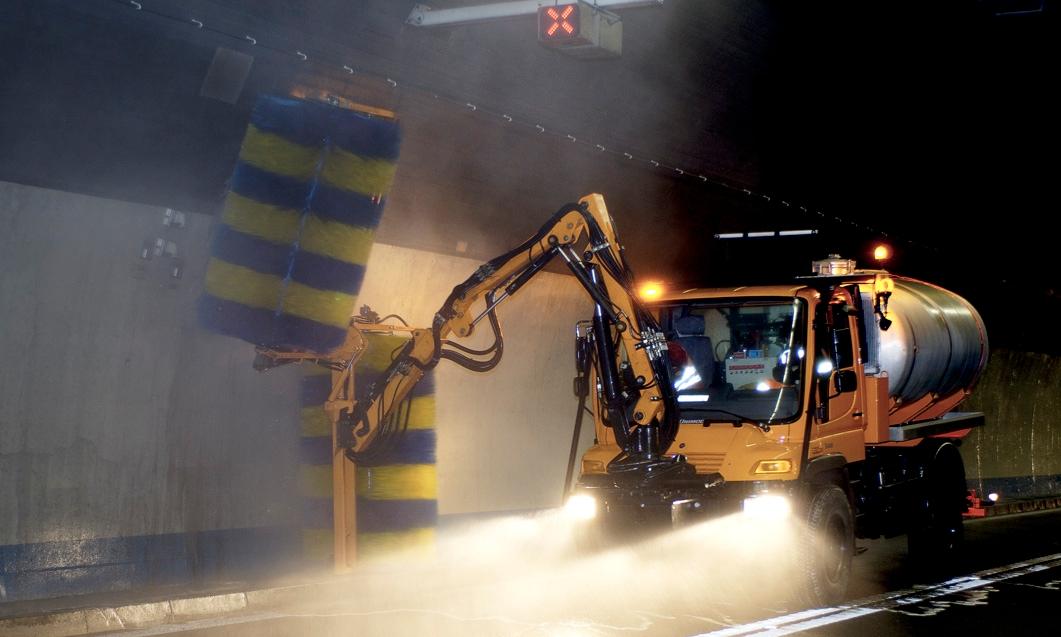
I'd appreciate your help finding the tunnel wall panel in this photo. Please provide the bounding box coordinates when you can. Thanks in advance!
[0,181,306,601]
[962,348,1061,499]
[355,244,596,516]
[0,181,599,600]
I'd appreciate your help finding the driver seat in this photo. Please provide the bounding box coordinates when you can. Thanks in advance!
[674,315,715,388]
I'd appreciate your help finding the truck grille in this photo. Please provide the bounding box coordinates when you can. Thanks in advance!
[684,452,725,473]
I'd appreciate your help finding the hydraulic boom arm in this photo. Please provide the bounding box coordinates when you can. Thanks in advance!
[335,194,680,470]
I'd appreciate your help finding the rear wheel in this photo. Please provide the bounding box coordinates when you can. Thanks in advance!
[908,442,966,563]
[797,485,854,607]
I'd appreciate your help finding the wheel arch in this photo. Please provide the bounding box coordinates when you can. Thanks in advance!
[801,453,852,501]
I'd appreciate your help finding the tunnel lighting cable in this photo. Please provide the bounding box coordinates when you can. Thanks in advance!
[107,0,934,252]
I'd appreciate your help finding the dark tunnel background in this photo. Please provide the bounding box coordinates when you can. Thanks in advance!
[0,0,1057,348]
[2,0,1061,607]
[2,1,1052,343]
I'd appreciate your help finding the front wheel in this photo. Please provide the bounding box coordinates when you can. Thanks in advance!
[797,485,854,607]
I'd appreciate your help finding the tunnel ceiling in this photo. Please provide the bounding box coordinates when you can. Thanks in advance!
[1,0,1058,326]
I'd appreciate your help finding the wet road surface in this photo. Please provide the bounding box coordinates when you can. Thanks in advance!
[102,508,1061,637]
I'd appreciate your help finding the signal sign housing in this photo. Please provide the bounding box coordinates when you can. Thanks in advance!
[537,2,622,59]
[539,4,583,44]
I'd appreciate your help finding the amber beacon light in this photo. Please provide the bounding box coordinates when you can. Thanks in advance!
[638,281,664,300]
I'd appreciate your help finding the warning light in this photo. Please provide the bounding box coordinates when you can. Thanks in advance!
[638,281,664,301]
[539,4,581,43]
[873,244,891,262]
[536,1,622,59]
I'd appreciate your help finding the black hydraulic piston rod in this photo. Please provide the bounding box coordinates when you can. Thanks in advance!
[553,240,625,330]
[504,250,552,297]
[563,331,592,497]
[582,264,632,448]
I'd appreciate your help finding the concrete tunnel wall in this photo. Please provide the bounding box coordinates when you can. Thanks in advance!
[0,180,594,601]
[355,243,593,516]
[962,348,1061,499]
[0,181,306,601]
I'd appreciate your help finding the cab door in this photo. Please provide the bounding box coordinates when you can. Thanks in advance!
[810,288,866,462]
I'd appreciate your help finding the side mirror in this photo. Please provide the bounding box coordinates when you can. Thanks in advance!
[833,369,857,394]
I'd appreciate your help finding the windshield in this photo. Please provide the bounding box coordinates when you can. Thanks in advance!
[660,298,807,424]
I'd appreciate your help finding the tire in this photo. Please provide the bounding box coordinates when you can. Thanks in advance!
[908,442,966,563]
[797,485,855,607]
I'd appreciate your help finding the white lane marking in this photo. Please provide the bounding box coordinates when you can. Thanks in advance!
[702,607,853,636]
[892,586,996,618]
[695,552,1061,636]
[1012,578,1061,591]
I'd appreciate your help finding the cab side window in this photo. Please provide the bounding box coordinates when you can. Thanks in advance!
[829,302,855,370]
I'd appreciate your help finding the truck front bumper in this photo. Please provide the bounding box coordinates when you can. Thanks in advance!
[572,472,797,542]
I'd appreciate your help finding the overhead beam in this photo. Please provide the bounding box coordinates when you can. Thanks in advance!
[406,1,663,27]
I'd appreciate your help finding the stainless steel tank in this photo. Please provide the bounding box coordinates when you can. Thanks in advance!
[877,278,989,403]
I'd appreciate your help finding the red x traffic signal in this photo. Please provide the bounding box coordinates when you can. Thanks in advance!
[539,4,582,43]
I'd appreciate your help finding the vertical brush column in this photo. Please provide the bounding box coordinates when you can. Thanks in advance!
[299,366,336,567]
[198,95,401,355]
[286,100,403,565]
[198,95,402,569]
[199,97,323,347]
[275,100,400,353]
[353,334,438,559]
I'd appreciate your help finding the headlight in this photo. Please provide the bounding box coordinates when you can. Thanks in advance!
[564,493,598,521]
[742,493,791,518]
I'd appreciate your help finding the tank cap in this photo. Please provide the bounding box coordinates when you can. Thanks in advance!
[811,255,857,276]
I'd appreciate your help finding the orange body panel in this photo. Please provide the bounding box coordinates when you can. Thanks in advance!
[862,375,892,444]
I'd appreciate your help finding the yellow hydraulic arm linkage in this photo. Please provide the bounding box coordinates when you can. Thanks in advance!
[335,194,684,472]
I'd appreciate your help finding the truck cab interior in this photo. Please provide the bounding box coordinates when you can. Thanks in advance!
[661,298,807,426]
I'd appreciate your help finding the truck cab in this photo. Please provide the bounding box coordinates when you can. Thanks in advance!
[580,281,872,487]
